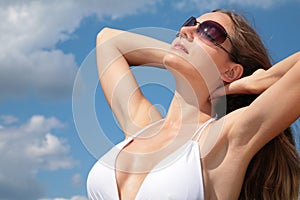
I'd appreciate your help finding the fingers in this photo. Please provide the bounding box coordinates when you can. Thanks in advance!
[211,69,270,99]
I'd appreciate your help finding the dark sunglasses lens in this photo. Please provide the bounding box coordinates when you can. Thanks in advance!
[198,21,227,44]
[182,17,197,27]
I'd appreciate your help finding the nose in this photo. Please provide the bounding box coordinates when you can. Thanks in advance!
[178,26,198,42]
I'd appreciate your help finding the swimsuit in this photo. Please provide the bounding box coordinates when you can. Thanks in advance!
[87,118,215,200]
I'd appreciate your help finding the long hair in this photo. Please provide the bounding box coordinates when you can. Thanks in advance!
[213,9,300,200]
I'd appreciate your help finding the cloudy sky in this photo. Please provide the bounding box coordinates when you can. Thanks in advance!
[0,0,299,199]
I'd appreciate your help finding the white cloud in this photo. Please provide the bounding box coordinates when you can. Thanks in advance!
[173,0,297,11]
[0,115,18,125]
[70,197,88,200]
[39,196,88,200]
[228,0,296,8]
[0,115,77,200]
[0,0,298,100]
[0,0,161,100]
[71,173,83,186]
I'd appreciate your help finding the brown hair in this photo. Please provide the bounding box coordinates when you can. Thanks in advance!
[213,9,300,200]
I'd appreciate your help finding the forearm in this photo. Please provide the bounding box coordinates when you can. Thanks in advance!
[96,27,170,109]
[256,52,300,91]
[96,28,166,132]
[212,52,300,98]
[232,52,300,150]
[96,27,170,72]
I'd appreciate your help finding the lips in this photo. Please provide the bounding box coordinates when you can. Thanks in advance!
[172,42,189,54]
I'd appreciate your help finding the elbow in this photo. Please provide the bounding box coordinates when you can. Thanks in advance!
[291,51,300,63]
[96,27,123,46]
[96,27,112,45]
[294,51,300,69]
[296,51,300,61]
[293,50,300,57]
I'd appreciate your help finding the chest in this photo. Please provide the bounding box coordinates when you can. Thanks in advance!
[88,121,215,200]
[89,142,203,200]
[115,133,191,199]
[116,124,197,173]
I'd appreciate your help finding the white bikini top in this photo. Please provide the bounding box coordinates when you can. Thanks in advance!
[87,118,215,200]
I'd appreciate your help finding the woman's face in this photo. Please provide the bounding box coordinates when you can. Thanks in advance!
[164,12,237,86]
[194,12,235,66]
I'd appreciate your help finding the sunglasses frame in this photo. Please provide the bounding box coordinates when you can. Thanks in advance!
[179,16,238,63]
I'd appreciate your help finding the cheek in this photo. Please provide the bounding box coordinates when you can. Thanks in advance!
[187,43,226,86]
[189,43,221,73]
[193,38,229,69]
[199,46,227,73]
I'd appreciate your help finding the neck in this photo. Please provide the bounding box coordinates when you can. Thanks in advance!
[163,64,220,128]
[164,91,212,129]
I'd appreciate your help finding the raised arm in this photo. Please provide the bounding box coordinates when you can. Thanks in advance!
[212,52,300,97]
[96,28,170,136]
[230,52,300,153]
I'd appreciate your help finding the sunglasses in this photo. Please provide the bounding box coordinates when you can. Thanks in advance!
[178,16,238,63]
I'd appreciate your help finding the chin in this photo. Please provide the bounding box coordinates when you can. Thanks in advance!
[163,53,192,70]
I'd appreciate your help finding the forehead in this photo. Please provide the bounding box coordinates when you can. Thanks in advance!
[197,12,234,34]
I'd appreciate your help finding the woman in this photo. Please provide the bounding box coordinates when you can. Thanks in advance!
[87,9,300,199]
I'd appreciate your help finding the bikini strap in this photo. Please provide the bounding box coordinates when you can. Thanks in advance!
[194,117,216,142]
[130,117,215,142]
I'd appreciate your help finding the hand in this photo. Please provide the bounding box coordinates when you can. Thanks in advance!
[211,69,268,99]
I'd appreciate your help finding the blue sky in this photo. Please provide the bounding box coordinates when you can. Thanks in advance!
[0,0,299,199]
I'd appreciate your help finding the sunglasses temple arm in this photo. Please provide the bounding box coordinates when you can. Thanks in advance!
[214,42,238,63]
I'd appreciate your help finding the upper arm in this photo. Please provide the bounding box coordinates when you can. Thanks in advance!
[96,28,164,136]
[229,52,300,154]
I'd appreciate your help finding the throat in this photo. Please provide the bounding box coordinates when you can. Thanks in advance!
[165,91,212,128]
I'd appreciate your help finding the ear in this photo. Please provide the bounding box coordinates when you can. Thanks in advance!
[221,64,244,83]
